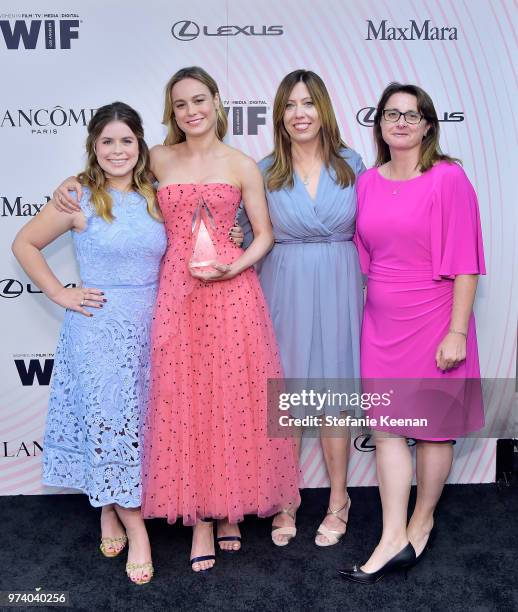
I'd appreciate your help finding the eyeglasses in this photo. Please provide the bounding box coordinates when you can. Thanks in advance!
[382,109,424,124]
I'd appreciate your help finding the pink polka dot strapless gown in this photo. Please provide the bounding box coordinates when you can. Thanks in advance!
[142,183,300,525]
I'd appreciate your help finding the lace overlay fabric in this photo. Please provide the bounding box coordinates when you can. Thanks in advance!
[42,188,167,507]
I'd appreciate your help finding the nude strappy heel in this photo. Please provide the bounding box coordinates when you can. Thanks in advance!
[271,508,297,547]
[315,496,351,547]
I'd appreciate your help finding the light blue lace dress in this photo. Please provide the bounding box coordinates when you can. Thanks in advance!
[42,187,167,508]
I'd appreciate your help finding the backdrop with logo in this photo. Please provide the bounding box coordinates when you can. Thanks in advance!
[1,0,516,495]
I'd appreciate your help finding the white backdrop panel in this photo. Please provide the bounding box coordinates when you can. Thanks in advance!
[1,0,516,493]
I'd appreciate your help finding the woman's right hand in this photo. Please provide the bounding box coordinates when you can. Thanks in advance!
[52,177,82,213]
[50,286,105,317]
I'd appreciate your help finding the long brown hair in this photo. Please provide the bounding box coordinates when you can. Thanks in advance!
[373,82,460,170]
[266,69,355,192]
[78,101,160,222]
[162,66,228,145]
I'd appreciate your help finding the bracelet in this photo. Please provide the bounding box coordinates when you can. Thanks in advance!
[449,329,467,338]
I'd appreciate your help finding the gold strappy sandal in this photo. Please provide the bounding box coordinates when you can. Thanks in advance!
[271,508,297,547]
[315,496,351,547]
[100,535,128,557]
[126,561,154,585]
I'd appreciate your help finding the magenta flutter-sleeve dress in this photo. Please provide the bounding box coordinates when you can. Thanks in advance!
[354,161,486,438]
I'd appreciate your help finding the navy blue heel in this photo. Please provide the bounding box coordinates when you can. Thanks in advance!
[190,554,216,571]
[190,518,216,572]
[216,535,242,554]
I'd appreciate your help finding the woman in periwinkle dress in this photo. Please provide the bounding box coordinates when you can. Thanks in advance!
[12,102,166,585]
[339,83,485,584]
[241,69,365,546]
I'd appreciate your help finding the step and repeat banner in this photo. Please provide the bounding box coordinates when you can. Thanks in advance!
[1,0,516,494]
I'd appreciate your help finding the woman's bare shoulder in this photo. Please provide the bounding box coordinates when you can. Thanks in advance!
[150,143,183,159]
[222,144,258,172]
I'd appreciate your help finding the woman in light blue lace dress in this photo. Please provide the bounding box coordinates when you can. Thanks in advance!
[12,102,166,585]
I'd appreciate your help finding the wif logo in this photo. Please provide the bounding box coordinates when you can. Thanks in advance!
[223,100,268,136]
[0,13,81,50]
[14,357,54,386]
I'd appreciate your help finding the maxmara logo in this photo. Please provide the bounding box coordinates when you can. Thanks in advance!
[171,20,283,41]
[366,19,458,41]
[2,196,49,217]
[0,13,81,50]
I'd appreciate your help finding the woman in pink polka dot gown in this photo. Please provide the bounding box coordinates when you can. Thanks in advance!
[141,67,300,571]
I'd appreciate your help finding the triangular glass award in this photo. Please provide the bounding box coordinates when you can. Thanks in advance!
[189,197,219,276]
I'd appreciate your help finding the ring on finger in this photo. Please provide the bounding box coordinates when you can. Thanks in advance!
[80,300,84,306]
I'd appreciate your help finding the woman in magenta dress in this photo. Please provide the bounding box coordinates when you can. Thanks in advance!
[339,83,485,584]
[139,66,300,572]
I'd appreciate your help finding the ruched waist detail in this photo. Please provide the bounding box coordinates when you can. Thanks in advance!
[367,263,437,283]
[275,233,353,244]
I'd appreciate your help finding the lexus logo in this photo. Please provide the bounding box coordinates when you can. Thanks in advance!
[354,435,376,452]
[356,106,465,126]
[0,278,77,297]
[356,107,376,127]
[354,435,417,451]
[171,21,284,41]
[0,279,23,298]
[171,20,200,41]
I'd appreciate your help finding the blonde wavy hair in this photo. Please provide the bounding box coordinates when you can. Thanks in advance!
[266,70,355,192]
[78,101,160,222]
[162,66,228,145]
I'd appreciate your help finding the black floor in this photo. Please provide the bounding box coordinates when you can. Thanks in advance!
[2,484,517,611]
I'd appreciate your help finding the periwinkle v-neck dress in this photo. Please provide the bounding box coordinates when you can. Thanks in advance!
[355,162,486,438]
[240,149,365,415]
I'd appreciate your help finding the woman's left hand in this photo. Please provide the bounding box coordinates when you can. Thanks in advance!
[189,262,236,282]
[435,332,467,371]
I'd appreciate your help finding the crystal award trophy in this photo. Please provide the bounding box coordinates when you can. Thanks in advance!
[189,197,219,277]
